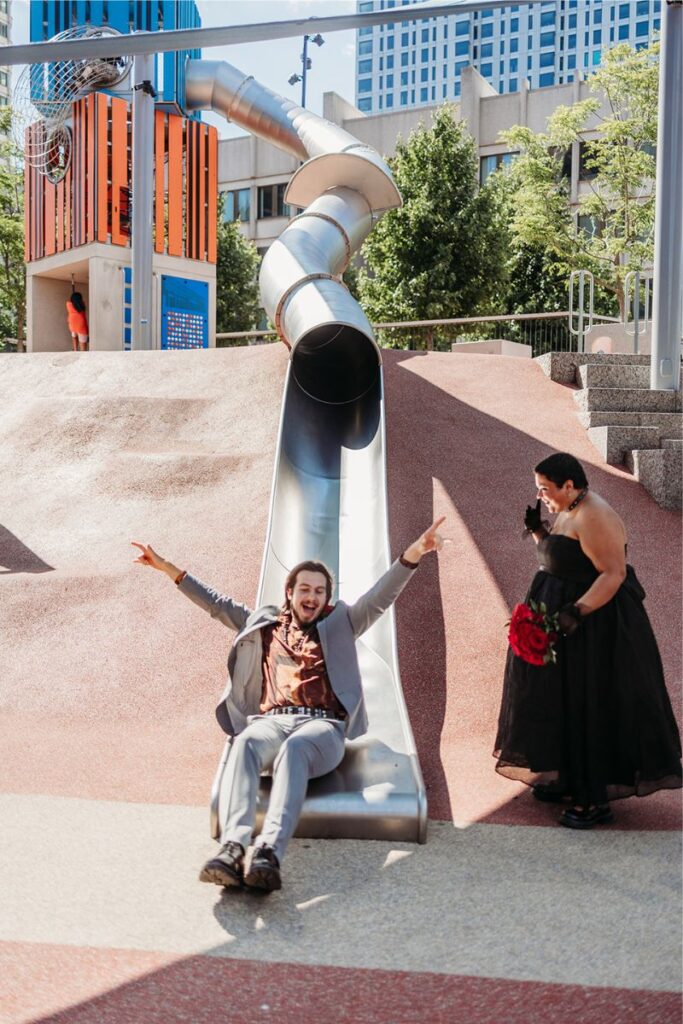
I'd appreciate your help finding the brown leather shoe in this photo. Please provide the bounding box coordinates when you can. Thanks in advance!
[199,841,244,887]
[244,845,282,892]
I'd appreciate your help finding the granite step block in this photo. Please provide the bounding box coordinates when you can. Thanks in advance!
[662,438,683,449]
[574,387,682,414]
[623,446,683,511]
[536,351,654,385]
[587,425,661,465]
[577,363,653,389]
[576,410,683,434]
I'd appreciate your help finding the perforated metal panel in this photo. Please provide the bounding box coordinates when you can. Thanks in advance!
[160,275,208,350]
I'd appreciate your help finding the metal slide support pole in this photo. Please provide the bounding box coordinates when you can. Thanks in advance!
[651,1,683,391]
[131,49,155,351]
[301,34,309,108]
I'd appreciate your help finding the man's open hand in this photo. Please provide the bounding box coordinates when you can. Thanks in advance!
[403,516,448,564]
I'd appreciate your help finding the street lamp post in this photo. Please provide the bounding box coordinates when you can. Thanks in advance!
[288,32,324,108]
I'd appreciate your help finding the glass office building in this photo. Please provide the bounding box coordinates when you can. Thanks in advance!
[355,0,662,113]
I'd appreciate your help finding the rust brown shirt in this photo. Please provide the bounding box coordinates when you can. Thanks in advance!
[260,610,346,718]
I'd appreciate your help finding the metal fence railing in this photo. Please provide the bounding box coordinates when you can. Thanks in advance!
[216,311,622,357]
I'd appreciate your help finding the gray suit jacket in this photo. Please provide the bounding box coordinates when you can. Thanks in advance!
[177,559,417,740]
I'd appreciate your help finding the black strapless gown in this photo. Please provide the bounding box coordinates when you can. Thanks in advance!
[494,534,682,805]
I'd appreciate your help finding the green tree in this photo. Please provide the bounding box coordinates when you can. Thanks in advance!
[359,105,508,349]
[0,109,26,348]
[215,212,262,339]
[500,42,659,319]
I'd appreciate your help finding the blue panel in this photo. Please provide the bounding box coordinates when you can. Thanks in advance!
[29,1,43,42]
[108,2,129,32]
[90,0,104,25]
[161,276,209,350]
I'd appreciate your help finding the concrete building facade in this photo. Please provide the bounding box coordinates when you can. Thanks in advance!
[0,0,11,110]
[354,0,661,114]
[218,70,607,253]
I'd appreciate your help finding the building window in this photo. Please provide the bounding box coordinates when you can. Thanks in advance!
[636,20,649,37]
[540,51,554,68]
[400,71,408,85]
[455,40,468,56]
[358,78,372,93]
[509,78,518,91]
[510,58,518,73]
[400,91,408,105]
[456,21,468,36]
[420,87,428,101]
[481,22,493,39]
[481,43,493,58]
[0,21,7,37]
[540,32,555,47]
[0,70,7,87]
[455,60,468,75]
[421,28,429,42]
[386,55,394,69]
[386,94,394,108]
[510,37,518,53]
[619,4,630,18]
[480,62,493,77]
[592,50,601,65]
[568,13,577,29]
[359,40,372,55]
[358,27,373,37]
[257,183,291,219]
[454,81,461,97]
[568,33,576,49]
[593,29,602,44]
[636,0,649,13]
[578,141,598,181]
[386,73,394,88]
[421,48,428,61]
[479,151,518,184]
[510,17,518,32]
[358,97,372,112]
[358,59,372,74]
[401,31,409,46]
[618,23,629,40]
[539,72,555,87]
[223,188,250,223]
[420,67,428,82]
[540,10,555,26]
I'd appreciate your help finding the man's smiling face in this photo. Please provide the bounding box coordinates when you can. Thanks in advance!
[288,570,329,626]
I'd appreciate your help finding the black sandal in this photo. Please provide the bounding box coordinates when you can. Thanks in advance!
[532,782,571,803]
[559,804,614,830]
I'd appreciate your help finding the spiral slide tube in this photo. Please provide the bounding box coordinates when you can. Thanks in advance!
[186,59,427,843]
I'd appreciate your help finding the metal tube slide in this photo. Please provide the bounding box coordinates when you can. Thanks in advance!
[185,58,427,843]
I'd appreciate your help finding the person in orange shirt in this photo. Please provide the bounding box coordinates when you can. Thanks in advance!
[66,292,89,351]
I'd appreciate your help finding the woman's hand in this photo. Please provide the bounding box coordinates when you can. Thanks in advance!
[524,499,543,533]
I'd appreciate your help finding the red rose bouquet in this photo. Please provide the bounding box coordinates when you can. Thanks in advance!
[507,600,559,666]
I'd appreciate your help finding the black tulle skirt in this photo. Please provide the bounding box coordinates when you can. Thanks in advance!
[494,561,682,805]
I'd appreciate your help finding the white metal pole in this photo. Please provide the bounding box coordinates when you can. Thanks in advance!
[650,1,683,391]
[131,49,155,351]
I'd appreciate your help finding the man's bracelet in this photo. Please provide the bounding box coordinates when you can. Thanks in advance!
[174,570,187,585]
[399,553,419,570]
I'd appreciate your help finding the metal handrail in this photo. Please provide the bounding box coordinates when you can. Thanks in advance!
[215,310,621,342]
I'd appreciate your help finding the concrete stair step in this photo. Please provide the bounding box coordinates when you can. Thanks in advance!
[623,446,683,511]
[662,438,683,449]
[537,351,654,385]
[587,425,661,465]
[574,387,682,414]
[577,363,653,389]
[576,410,683,436]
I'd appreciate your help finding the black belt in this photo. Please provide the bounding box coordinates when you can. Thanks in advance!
[264,706,342,720]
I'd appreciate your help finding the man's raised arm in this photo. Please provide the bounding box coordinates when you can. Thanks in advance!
[347,517,446,638]
[131,542,251,633]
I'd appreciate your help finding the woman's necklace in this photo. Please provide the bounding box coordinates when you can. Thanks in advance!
[567,486,589,511]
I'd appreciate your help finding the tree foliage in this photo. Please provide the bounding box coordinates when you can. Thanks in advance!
[358,105,508,348]
[215,212,262,338]
[0,109,26,346]
[500,42,659,318]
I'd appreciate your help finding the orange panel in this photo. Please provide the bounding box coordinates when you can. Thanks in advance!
[44,179,56,257]
[65,163,72,251]
[167,116,183,257]
[207,126,217,264]
[97,93,109,243]
[185,120,193,259]
[154,110,165,254]
[111,97,128,246]
[57,176,64,253]
[86,94,96,243]
[79,99,85,246]
[198,124,206,261]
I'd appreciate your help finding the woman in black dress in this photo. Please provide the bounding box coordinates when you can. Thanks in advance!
[494,452,682,828]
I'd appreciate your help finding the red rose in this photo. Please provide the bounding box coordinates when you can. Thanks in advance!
[508,604,553,666]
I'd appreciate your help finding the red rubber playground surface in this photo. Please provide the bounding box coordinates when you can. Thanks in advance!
[1,347,680,1024]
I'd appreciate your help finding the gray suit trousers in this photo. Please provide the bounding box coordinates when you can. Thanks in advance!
[220,714,346,863]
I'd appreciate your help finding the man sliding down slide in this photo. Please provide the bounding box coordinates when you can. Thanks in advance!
[132,516,446,894]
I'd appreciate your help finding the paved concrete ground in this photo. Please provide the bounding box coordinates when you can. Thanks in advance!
[1,348,681,1024]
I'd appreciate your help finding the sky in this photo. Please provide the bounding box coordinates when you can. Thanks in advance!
[9,0,359,139]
